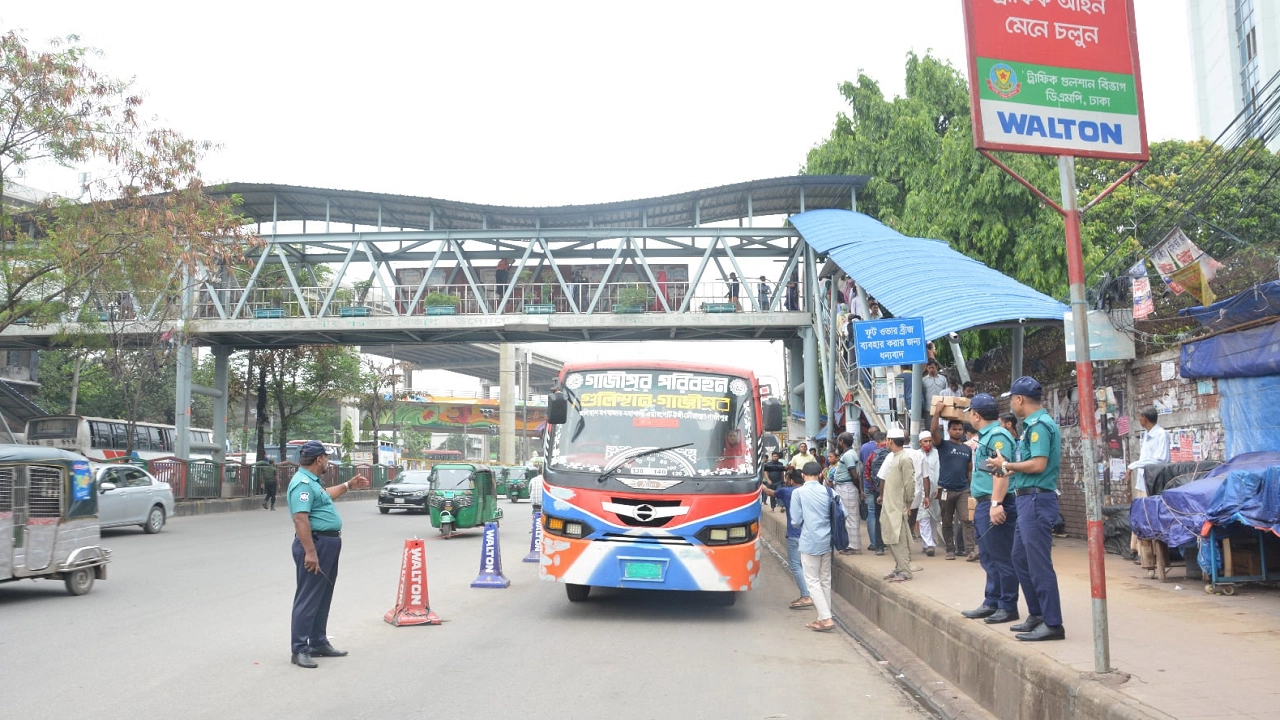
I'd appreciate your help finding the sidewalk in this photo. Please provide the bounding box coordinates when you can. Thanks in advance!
[760,507,1280,720]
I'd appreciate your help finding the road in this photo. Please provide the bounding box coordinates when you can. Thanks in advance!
[0,498,929,720]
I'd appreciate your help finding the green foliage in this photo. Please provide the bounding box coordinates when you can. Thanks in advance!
[804,52,1280,360]
[341,419,355,459]
[422,291,460,307]
[443,433,466,453]
[617,284,649,308]
[402,426,432,458]
[258,346,363,452]
[0,31,255,334]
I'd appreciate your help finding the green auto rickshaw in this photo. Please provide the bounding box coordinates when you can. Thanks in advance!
[492,466,510,497]
[427,463,503,537]
[507,464,534,503]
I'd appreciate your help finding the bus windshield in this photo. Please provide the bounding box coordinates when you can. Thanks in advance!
[549,368,756,478]
[432,467,473,490]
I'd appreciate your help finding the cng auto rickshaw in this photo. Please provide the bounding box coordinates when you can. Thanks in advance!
[0,445,111,595]
[427,463,503,537]
[507,465,534,503]
[492,466,510,497]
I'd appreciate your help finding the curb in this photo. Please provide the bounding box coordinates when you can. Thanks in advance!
[760,510,1174,720]
[173,490,377,517]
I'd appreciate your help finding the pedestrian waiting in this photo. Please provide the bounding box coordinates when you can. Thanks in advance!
[762,468,811,610]
[789,462,837,632]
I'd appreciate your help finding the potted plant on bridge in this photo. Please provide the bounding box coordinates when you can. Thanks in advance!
[613,284,648,314]
[424,291,461,316]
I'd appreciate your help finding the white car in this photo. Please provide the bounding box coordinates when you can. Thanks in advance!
[93,464,176,534]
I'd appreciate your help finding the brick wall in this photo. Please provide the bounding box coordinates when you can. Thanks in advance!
[1040,349,1224,538]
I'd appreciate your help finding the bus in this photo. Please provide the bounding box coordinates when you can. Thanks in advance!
[351,440,400,466]
[401,450,464,470]
[24,415,217,462]
[539,361,782,604]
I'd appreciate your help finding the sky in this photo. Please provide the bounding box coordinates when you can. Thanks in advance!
[3,1,1201,395]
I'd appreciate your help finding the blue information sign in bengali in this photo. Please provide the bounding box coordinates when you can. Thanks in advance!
[852,318,928,368]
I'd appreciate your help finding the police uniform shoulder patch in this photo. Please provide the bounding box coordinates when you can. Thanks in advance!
[299,491,310,502]
[1030,432,1040,443]
[994,441,1005,450]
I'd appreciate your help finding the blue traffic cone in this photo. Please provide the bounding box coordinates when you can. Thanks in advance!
[523,511,543,563]
[470,521,511,588]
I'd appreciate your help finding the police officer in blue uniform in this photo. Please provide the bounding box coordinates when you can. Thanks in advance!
[962,393,1020,624]
[289,440,370,668]
[992,376,1065,642]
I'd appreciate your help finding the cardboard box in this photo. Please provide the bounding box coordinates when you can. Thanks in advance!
[939,396,971,421]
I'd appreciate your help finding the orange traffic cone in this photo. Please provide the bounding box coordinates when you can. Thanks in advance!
[384,538,442,626]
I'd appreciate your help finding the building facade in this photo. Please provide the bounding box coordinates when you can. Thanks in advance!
[1188,0,1280,149]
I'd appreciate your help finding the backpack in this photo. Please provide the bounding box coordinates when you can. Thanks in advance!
[826,486,850,551]
[868,446,891,488]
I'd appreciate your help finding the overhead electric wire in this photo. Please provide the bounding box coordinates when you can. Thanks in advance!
[1085,66,1280,286]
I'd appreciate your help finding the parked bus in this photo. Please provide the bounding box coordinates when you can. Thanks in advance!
[351,440,400,466]
[24,416,217,462]
[539,361,782,604]
[401,449,464,470]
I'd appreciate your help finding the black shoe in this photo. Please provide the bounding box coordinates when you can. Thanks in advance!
[984,609,1020,624]
[291,652,318,668]
[309,643,348,657]
[925,547,935,557]
[961,606,997,619]
[1016,624,1065,641]
[1010,615,1043,633]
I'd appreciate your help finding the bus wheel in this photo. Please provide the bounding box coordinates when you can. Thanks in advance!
[566,584,590,602]
[710,591,737,607]
[65,568,94,596]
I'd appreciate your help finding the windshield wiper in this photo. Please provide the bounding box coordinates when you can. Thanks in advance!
[562,385,588,443]
[597,443,694,484]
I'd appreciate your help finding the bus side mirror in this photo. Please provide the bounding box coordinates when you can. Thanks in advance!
[762,397,783,432]
[547,392,568,425]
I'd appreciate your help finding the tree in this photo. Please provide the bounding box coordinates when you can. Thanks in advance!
[0,31,254,333]
[259,346,361,461]
[355,358,403,465]
[803,53,1280,360]
[402,426,432,459]
[340,419,355,463]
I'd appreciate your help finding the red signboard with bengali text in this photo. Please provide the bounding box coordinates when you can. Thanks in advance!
[962,0,1148,161]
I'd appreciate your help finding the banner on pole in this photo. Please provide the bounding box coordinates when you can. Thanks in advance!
[1127,260,1154,319]
[1149,227,1223,303]
[962,0,1148,161]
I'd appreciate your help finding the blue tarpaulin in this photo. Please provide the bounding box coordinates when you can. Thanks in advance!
[1219,375,1280,457]
[1179,280,1280,332]
[1131,452,1280,548]
[1181,321,1280,379]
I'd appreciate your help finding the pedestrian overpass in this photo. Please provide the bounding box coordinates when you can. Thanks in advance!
[1,176,868,459]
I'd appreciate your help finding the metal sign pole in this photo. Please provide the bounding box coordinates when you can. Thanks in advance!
[1059,156,1109,673]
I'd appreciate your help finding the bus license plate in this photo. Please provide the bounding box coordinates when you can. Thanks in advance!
[623,561,664,581]
[394,498,405,504]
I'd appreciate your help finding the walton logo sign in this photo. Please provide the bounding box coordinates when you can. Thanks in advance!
[963,0,1148,161]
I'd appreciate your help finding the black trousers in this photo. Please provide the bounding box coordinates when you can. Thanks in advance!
[263,481,277,509]
[291,534,341,654]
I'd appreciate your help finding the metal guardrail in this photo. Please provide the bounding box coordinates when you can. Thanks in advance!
[146,458,401,501]
[195,280,804,320]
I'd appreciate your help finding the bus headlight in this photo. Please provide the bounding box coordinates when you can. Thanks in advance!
[544,514,592,539]
[698,522,758,546]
